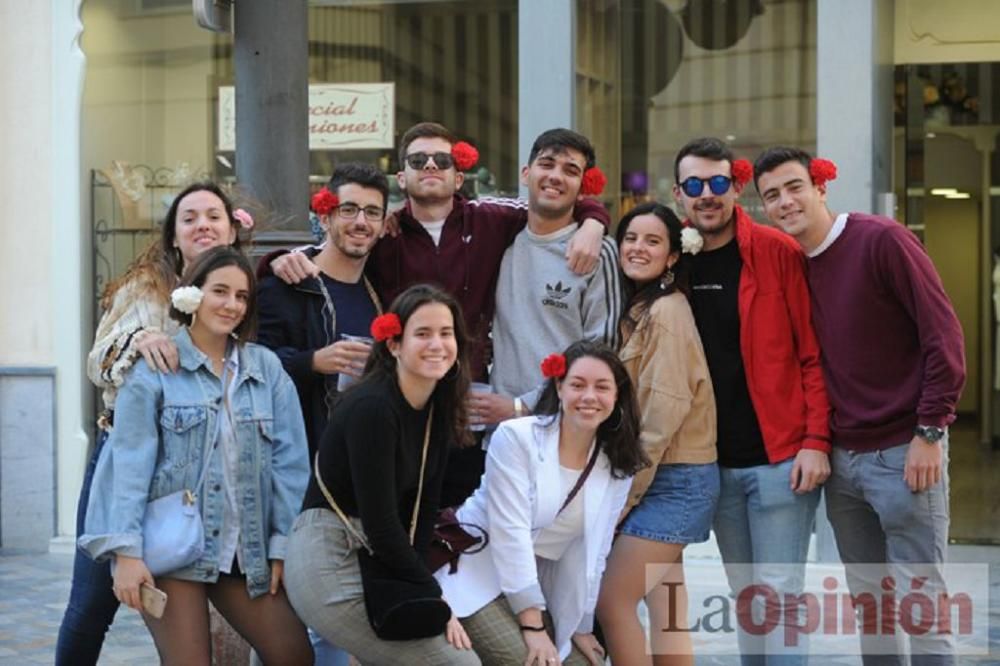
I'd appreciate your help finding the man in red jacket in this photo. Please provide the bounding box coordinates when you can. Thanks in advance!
[672,137,831,662]
[266,122,610,506]
[754,146,964,664]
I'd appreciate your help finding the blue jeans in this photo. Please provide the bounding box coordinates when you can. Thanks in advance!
[55,430,119,666]
[713,458,821,666]
[826,440,954,666]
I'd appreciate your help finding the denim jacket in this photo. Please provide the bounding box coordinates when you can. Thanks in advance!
[79,328,310,598]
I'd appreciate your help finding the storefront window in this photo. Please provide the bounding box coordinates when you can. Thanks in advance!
[576,0,817,221]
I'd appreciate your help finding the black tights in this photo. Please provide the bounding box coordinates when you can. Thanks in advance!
[143,575,313,666]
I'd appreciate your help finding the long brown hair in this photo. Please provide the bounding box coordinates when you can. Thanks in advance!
[534,341,649,479]
[100,182,242,309]
[168,247,257,344]
[358,284,472,447]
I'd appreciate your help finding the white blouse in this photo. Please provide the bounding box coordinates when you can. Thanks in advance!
[533,466,585,560]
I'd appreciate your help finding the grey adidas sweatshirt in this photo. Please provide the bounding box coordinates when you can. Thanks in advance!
[491,222,622,404]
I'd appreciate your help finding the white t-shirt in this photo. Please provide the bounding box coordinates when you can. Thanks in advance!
[421,219,446,246]
[533,465,585,561]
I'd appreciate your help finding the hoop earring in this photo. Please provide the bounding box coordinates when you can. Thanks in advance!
[191,312,197,327]
[605,405,624,431]
[659,269,675,290]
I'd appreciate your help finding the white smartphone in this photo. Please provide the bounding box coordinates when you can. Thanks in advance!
[140,582,168,619]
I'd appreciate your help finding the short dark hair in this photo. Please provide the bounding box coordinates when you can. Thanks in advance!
[327,162,389,211]
[398,122,457,171]
[533,340,649,479]
[170,246,257,344]
[673,137,734,182]
[528,128,596,169]
[356,284,472,447]
[752,146,813,191]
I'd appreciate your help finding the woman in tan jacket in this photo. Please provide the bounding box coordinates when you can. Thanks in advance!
[596,202,718,665]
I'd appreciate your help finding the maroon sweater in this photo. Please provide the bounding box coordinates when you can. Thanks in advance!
[806,213,965,451]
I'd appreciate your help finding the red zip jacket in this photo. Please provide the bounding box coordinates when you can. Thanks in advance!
[730,205,831,461]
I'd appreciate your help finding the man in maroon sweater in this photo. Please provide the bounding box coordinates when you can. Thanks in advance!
[755,146,965,665]
[266,122,610,506]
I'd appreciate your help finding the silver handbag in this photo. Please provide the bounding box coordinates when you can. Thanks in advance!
[142,488,206,576]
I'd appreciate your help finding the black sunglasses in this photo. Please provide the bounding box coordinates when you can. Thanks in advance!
[679,175,733,198]
[405,151,455,170]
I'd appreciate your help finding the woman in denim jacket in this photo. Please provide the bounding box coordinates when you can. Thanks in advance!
[80,247,313,665]
[57,181,247,665]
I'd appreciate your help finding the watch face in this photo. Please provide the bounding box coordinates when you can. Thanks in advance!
[917,426,945,442]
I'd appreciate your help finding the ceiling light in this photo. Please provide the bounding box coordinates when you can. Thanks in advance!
[945,193,971,199]
[930,188,958,196]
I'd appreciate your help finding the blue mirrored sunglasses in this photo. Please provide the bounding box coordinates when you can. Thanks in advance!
[680,174,733,197]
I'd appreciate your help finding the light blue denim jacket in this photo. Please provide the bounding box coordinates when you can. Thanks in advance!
[79,328,310,598]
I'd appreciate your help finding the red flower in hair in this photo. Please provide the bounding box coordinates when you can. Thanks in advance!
[580,167,607,196]
[311,187,339,216]
[809,158,838,186]
[451,142,479,171]
[540,353,567,379]
[371,313,402,342]
[731,159,753,187]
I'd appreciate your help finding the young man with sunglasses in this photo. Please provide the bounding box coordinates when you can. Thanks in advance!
[265,122,610,506]
[754,147,964,664]
[673,137,831,663]
[256,162,389,666]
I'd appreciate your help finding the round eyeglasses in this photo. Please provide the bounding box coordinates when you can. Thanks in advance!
[679,175,733,198]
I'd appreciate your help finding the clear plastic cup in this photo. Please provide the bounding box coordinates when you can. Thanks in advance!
[336,334,374,392]
[468,382,492,432]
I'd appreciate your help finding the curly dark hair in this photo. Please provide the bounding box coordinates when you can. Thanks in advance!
[534,340,649,479]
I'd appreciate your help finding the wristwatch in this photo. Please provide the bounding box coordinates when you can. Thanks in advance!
[914,425,945,443]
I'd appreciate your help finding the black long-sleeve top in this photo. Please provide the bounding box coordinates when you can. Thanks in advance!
[302,372,448,588]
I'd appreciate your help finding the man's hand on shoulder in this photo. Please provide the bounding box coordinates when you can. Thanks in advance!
[565,218,605,275]
[272,252,319,285]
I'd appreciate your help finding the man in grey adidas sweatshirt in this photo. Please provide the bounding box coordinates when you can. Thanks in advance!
[468,128,622,428]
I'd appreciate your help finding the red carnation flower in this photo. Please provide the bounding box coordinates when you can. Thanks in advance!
[370,313,402,342]
[809,158,838,186]
[580,167,607,196]
[451,142,479,171]
[540,353,567,379]
[731,159,753,186]
[311,187,339,216]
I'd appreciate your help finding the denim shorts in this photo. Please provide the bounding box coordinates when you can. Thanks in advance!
[619,463,721,544]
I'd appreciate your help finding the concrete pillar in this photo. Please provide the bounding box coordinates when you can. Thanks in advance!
[234,0,310,230]
[518,0,576,193]
[817,0,895,215]
[815,0,895,563]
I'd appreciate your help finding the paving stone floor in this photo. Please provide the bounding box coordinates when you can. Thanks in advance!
[1,548,997,665]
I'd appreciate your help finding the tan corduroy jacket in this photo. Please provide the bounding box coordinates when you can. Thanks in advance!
[619,292,717,511]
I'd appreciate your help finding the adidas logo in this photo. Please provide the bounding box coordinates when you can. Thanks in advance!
[545,281,571,300]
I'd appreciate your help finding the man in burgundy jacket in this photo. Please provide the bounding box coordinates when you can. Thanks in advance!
[673,137,831,663]
[265,122,610,506]
[755,146,964,665]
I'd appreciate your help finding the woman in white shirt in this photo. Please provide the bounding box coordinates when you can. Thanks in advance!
[437,341,648,665]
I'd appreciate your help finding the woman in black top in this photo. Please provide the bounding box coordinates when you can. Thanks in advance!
[284,284,479,665]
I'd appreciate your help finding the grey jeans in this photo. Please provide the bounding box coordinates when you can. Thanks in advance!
[284,508,480,666]
[826,440,954,666]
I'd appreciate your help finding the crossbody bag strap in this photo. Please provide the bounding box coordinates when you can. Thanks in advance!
[408,404,434,545]
[313,452,374,555]
[558,441,600,515]
[186,362,232,504]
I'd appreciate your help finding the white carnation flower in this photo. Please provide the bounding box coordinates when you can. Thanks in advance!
[171,286,204,314]
[680,226,704,255]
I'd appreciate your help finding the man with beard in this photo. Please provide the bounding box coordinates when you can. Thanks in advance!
[265,122,610,506]
[486,128,622,413]
[673,137,830,663]
[257,162,389,666]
